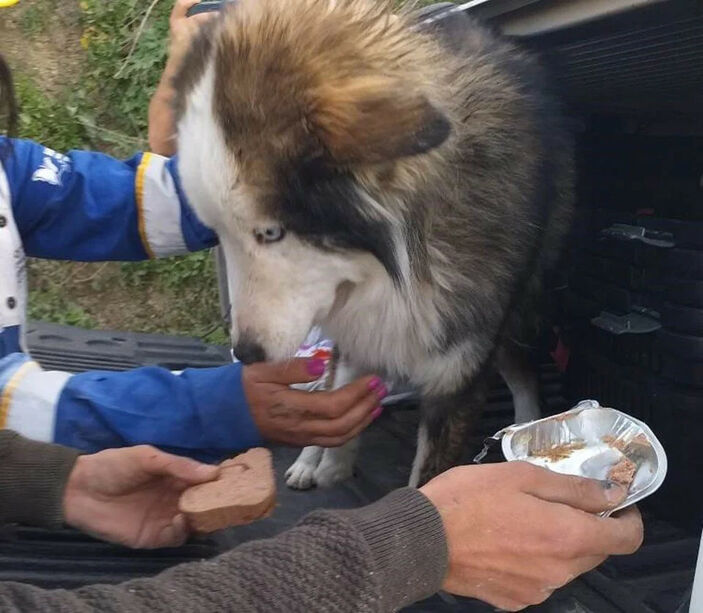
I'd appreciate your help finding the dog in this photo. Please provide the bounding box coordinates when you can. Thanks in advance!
[173,0,574,489]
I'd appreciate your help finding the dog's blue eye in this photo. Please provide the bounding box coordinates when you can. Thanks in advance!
[254,226,286,244]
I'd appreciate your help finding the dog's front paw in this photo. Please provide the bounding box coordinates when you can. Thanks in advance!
[285,446,324,490]
[285,461,317,490]
[313,460,354,488]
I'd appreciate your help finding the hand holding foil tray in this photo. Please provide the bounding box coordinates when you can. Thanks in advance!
[477,400,667,516]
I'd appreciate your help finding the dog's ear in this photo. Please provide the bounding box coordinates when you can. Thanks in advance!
[313,77,451,164]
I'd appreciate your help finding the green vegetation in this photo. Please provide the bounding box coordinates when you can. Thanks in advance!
[28,288,97,329]
[8,0,224,341]
[15,75,88,153]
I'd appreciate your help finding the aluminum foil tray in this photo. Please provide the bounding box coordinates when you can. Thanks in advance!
[481,400,667,515]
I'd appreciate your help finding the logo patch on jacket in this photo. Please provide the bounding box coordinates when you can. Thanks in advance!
[31,148,71,187]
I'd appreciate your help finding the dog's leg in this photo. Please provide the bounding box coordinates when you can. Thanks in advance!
[311,358,364,487]
[408,422,430,488]
[285,445,324,490]
[496,344,541,424]
[414,374,489,487]
[285,357,362,490]
[313,436,361,487]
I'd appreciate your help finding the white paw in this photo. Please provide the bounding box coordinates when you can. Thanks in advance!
[285,446,324,490]
[285,459,319,490]
[313,460,354,488]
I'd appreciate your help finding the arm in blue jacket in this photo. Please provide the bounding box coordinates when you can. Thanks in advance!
[3,138,215,260]
[0,138,262,460]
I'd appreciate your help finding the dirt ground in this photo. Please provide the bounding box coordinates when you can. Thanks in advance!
[2,1,223,339]
[0,1,84,95]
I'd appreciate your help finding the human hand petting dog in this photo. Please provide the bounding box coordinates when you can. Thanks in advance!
[420,462,643,611]
[149,0,216,155]
[63,446,219,548]
[242,358,386,447]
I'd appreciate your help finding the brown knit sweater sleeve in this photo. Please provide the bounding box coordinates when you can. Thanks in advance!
[0,429,80,529]
[0,430,448,612]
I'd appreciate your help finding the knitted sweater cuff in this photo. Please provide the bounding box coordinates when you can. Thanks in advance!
[0,430,80,529]
[338,487,448,611]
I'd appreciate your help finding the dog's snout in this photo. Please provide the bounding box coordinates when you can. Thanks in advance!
[232,337,266,365]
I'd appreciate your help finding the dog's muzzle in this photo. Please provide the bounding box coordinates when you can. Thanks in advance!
[232,336,266,365]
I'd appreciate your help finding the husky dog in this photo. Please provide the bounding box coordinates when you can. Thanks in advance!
[174,0,573,488]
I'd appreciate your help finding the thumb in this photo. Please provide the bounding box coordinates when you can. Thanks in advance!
[247,357,328,386]
[172,0,199,20]
[138,448,219,485]
[152,514,190,549]
[522,465,627,513]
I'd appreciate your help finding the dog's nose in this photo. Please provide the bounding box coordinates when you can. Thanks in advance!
[232,338,266,365]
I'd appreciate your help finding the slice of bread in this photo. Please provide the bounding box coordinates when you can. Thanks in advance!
[179,448,276,533]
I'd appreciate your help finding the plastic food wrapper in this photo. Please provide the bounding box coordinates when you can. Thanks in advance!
[475,400,667,516]
[292,327,416,403]
[292,327,337,392]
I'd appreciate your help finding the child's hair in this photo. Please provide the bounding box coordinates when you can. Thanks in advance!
[0,54,18,159]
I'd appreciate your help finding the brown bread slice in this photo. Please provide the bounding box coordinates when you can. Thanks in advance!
[179,448,276,533]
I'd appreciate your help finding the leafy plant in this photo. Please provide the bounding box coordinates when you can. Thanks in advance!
[13,0,222,339]
[28,288,97,329]
[15,76,87,152]
[78,0,172,144]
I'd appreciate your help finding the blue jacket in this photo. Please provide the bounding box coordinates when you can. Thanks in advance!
[0,138,262,462]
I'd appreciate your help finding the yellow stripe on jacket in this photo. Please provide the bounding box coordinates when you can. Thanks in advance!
[0,361,36,429]
[135,152,156,259]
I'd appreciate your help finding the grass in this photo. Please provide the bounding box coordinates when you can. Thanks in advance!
[14,76,88,153]
[8,0,225,341]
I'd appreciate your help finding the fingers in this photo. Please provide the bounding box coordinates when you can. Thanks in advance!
[308,399,377,446]
[135,447,219,485]
[274,381,380,445]
[519,463,627,513]
[305,387,379,436]
[151,513,190,549]
[518,464,643,556]
[325,375,386,415]
[276,374,384,419]
[246,358,333,386]
[171,0,200,20]
[546,504,643,558]
[445,567,555,611]
[189,11,217,25]
[603,505,644,555]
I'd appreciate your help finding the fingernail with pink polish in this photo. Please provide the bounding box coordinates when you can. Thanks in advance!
[306,358,326,377]
[377,384,388,400]
[372,405,384,420]
[368,376,382,391]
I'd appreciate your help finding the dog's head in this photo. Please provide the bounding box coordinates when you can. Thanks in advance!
[175,0,452,362]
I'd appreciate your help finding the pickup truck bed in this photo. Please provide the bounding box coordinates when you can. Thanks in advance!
[0,322,693,612]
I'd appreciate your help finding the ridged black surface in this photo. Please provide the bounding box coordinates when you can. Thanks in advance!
[517,0,703,116]
[1,323,693,611]
[25,321,232,373]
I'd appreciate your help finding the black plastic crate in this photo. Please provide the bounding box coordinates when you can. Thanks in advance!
[574,275,662,315]
[588,314,661,371]
[657,329,703,362]
[573,255,664,293]
[590,238,670,269]
[566,349,654,423]
[667,248,703,280]
[654,381,703,414]
[639,217,703,250]
[661,302,703,336]
[565,290,603,321]
[667,279,703,309]
[649,384,703,530]
[661,353,703,388]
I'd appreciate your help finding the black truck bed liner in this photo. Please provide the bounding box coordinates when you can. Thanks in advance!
[0,322,691,612]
